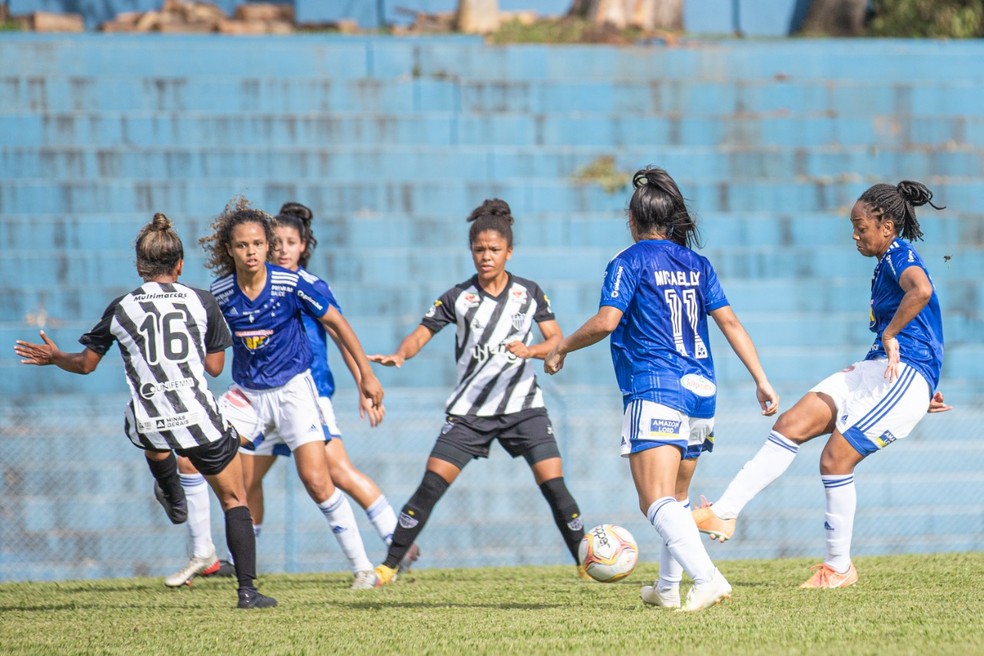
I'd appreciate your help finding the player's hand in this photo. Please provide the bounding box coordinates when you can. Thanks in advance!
[756,382,779,416]
[543,348,565,375]
[14,330,58,366]
[358,395,386,427]
[882,336,901,382]
[369,353,404,368]
[927,390,952,414]
[504,340,532,359]
[360,372,384,408]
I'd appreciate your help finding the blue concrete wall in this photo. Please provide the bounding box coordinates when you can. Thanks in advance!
[1,34,982,582]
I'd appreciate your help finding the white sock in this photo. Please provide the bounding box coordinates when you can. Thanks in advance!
[658,497,688,592]
[822,474,856,572]
[712,431,800,519]
[180,473,214,559]
[648,496,715,585]
[365,495,397,545]
[318,489,373,573]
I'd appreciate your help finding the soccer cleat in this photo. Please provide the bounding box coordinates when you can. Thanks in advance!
[373,564,398,587]
[398,543,421,574]
[351,570,379,590]
[153,480,188,525]
[237,587,278,609]
[640,584,681,609]
[202,560,236,578]
[164,550,220,588]
[577,564,593,581]
[692,497,735,543]
[678,568,732,612]
[799,562,859,589]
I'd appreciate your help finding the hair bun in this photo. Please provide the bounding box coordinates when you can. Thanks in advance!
[151,212,172,230]
[467,198,512,223]
[278,202,313,224]
[896,181,933,207]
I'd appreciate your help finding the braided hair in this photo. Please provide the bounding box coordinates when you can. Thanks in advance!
[856,180,944,242]
[135,212,184,278]
[274,202,318,269]
[199,197,275,277]
[467,198,514,247]
[628,166,702,249]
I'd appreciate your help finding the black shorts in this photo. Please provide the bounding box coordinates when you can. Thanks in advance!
[430,408,561,470]
[174,426,241,476]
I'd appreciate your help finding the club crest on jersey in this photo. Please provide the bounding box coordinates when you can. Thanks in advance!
[511,313,525,331]
[236,329,273,352]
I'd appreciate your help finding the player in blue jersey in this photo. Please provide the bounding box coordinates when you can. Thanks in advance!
[15,213,275,609]
[692,180,951,589]
[199,198,385,589]
[369,199,586,587]
[545,167,779,612]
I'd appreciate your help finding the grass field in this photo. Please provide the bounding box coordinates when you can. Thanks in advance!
[1,552,982,655]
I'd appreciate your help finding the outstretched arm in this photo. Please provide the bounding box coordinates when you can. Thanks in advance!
[327,325,384,427]
[14,330,103,375]
[544,306,623,374]
[368,324,434,368]
[710,305,779,416]
[317,306,383,409]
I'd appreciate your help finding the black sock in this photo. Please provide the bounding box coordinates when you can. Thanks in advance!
[225,505,257,590]
[383,471,450,569]
[539,476,584,563]
[145,452,182,501]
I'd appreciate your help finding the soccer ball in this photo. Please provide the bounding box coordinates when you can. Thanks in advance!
[578,524,638,583]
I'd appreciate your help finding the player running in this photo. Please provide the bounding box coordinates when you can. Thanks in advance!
[14,213,276,609]
[369,198,586,586]
[545,167,779,612]
[691,180,950,589]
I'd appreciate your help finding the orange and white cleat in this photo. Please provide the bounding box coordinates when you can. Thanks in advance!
[691,497,736,543]
[799,562,859,589]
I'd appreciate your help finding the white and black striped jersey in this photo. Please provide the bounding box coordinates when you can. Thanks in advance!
[421,273,555,417]
[79,281,232,451]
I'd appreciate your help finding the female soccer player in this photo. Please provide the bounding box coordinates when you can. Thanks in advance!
[544,167,779,612]
[14,213,276,609]
[691,180,949,589]
[200,199,385,589]
[369,199,585,586]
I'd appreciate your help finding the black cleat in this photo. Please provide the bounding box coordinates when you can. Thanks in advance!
[237,588,278,609]
[202,559,236,578]
[153,481,188,524]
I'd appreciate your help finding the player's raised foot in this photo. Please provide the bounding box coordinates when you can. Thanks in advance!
[691,497,735,543]
[351,570,379,590]
[153,481,188,525]
[398,543,420,574]
[237,587,278,609]
[799,562,858,589]
[678,569,732,612]
[202,559,236,578]
[164,550,220,587]
[373,564,398,587]
[640,584,681,609]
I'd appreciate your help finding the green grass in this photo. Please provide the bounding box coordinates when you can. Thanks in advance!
[1,553,982,655]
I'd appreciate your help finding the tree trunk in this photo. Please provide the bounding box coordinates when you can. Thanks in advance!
[800,0,867,35]
[456,0,500,34]
[568,0,682,30]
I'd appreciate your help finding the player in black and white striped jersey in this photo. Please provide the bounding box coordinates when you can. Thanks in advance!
[369,199,586,586]
[14,213,275,609]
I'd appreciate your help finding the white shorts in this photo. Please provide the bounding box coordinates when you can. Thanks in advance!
[219,370,327,458]
[620,399,714,459]
[811,359,931,456]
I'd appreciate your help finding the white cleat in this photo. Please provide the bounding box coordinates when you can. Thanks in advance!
[350,570,379,590]
[678,568,732,612]
[641,584,681,609]
[164,549,220,588]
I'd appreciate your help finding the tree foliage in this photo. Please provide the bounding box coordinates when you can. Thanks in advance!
[867,0,984,38]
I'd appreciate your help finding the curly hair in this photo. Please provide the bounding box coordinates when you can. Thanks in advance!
[199,197,275,277]
[274,202,317,269]
[856,180,944,242]
[628,166,702,249]
[135,212,184,279]
[467,198,514,247]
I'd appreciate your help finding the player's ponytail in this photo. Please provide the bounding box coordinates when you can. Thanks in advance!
[136,212,184,278]
[629,166,702,249]
[467,198,515,247]
[858,181,944,243]
[275,202,318,268]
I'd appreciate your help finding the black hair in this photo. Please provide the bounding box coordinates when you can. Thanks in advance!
[628,166,702,249]
[135,212,184,278]
[199,197,275,277]
[856,180,944,242]
[274,201,318,268]
[467,198,514,247]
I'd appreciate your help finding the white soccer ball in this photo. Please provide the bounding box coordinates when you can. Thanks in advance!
[578,524,639,583]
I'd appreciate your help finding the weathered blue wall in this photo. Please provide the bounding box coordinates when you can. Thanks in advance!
[1,34,982,582]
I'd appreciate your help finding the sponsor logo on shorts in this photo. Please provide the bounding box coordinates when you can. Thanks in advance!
[875,430,897,448]
[649,418,682,437]
[399,512,419,529]
[138,410,202,433]
[140,377,195,399]
[680,374,716,397]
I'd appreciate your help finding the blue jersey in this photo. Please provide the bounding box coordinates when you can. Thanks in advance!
[864,238,944,391]
[298,267,341,398]
[210,263,331,390]
[600,239,729,418]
